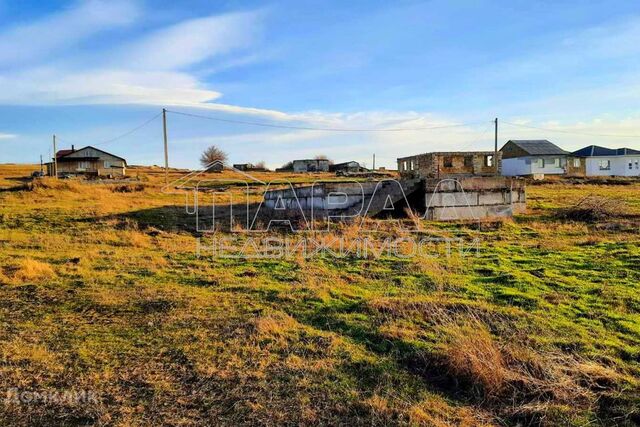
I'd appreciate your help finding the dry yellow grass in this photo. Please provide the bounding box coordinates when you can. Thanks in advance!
[9,258,56,282]
[0,164,638,426]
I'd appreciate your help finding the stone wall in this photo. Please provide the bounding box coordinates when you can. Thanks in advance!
[397,152,502,179]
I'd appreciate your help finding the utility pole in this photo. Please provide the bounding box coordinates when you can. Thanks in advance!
[40,155,43,175]
[372,153,376,171]
[162,108,169,185]
[53,134,58,179]
[494,117,499,175]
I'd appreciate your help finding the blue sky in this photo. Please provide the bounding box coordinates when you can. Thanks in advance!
[1,0,639,168]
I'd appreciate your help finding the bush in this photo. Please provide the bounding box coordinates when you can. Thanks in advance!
[110,183,146,193]
[556,195,627,222]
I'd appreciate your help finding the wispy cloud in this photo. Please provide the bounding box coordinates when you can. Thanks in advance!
[0,4,261,107]
[0,67,221,105]
[115,10,263,70]
[0,133,17,140]
[0,0,140,65]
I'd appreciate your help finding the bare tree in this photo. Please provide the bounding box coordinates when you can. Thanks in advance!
[200,145,228,168]
[254,160,267,170]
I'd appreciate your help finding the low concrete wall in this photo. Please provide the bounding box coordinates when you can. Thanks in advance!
[262,177,526,221]
[423,177,526,220]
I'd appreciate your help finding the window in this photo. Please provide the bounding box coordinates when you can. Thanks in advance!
[630,162,634,170]
[485,155,493,167]
[573,158,581,168]
[553,158,561,168]
[104,161,111,168]
[598,160,610,170]
[464,156,473,167]
[635,160,639,169]
[537,158,545,168]
[403,161,408,171]
[78,161,89,170]
[409,160,414,170]
[443,156,453,167]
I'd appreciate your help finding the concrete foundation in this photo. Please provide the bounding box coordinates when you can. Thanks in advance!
[262,176,526,221]
[423,177,525,220]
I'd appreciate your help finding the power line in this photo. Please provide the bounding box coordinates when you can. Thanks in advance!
[502,120,640,138]
[455,121,494,152]
[165,109,487,132]
[56,112,162,148]
[93,112,162,146]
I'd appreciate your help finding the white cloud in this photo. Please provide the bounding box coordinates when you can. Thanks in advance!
[0,133,17,140]
[0,6,262,106]
[115,10,262,70]
[0,0,140,65]
[0,67,221,105]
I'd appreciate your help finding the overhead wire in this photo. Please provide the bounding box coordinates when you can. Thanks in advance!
[55,111,162,148]
[502,120,640,138]
[92,111,162,146]
[165,109,486,132]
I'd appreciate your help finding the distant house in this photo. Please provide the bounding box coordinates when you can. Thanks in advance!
[397,151,500,179]
[329,161,366,173]
[277,159,330,173]
[500,140,574,177]
[46,145,126,177]
[572,145,640,177]
[233,163,268,172]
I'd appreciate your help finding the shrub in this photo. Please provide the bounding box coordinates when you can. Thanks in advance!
[556,195,627,222]
[110,183,146,193]
[10,258,55,282]
[28,177,83,192]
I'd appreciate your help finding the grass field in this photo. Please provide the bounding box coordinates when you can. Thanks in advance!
[0,164,639,426]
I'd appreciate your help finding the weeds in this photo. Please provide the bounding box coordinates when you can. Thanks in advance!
[0,165,639,426]
[556,195,628,222]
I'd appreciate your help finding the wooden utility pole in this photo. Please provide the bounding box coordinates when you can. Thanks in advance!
[494,118,499,175]
[53,134,58,178]
[162,108,169,184]
[40,155,43,175]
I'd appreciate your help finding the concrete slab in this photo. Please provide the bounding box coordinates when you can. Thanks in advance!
[425,191,479,207]
[478,191,507,205]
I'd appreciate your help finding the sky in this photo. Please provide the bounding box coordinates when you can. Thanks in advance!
[0,0,639,169]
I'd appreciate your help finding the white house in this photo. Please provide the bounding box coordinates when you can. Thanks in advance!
[572,145,640,177]
[499,140,571,176]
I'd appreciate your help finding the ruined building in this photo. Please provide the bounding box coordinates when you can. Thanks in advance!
[397,151,501,178]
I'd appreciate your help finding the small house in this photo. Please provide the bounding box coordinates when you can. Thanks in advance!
[500,140,571,176]
[278,159,329,173]
[329,161,366,173]
[46,145,126,177]
[572,145,640,177]
[233,163,267,172]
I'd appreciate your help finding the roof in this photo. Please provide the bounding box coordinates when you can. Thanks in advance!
[55,149,74,159]
[572,145,640,157]
[56,146,127,165]
[293,159,330,163]
[332,161,361,167]
[503,140,569,156]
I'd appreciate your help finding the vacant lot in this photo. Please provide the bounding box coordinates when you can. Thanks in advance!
[0,165,639,426]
